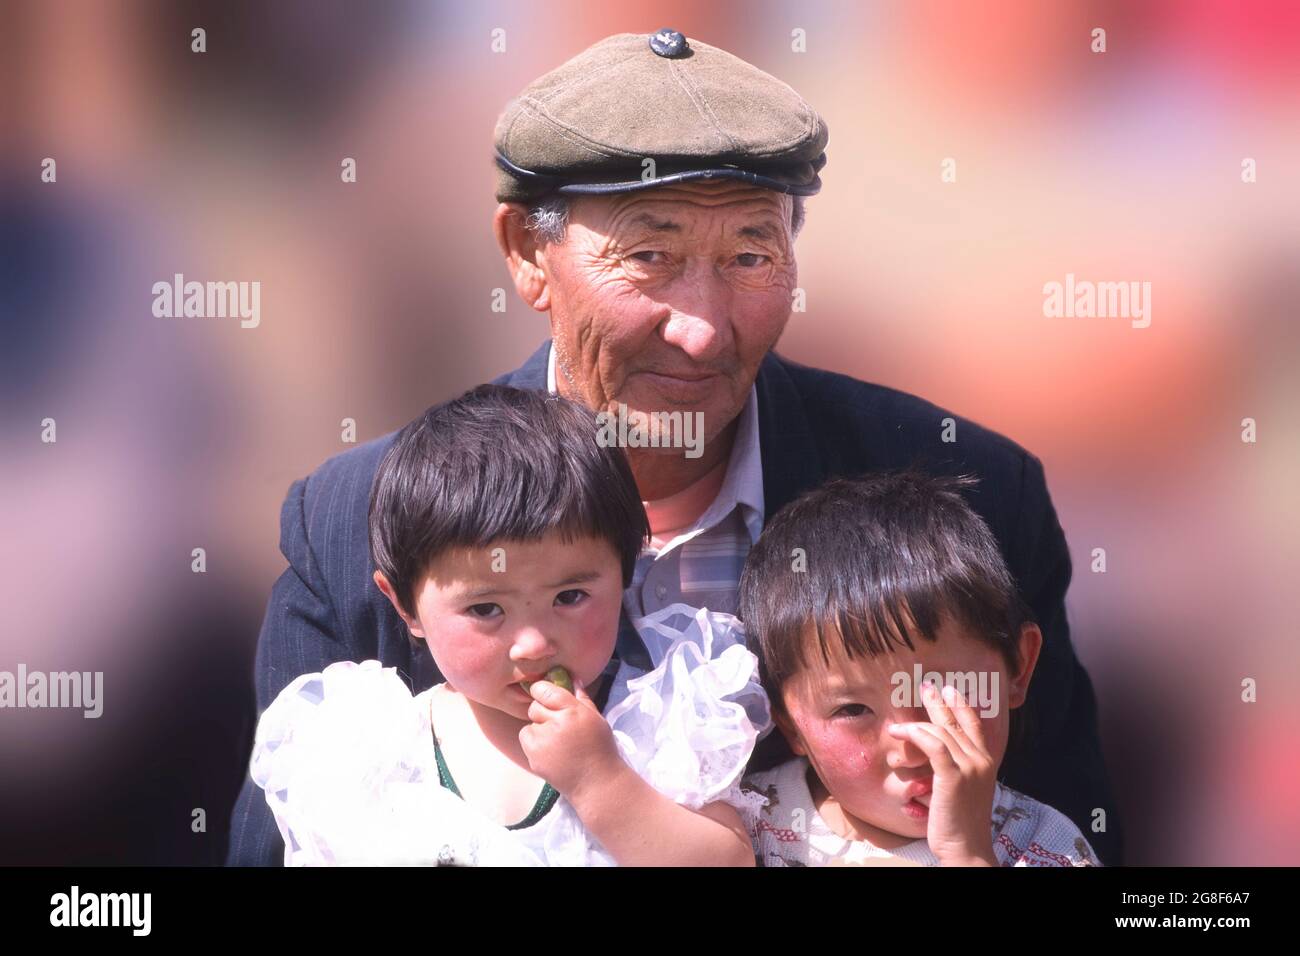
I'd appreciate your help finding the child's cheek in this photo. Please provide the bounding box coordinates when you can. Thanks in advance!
[982,712,1010,768]
[806,722,874,787]
[427,621,500,683]
[572,598,620,685]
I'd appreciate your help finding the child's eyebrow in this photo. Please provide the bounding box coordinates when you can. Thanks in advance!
[460,585,514,600]
[545,569,601,589]
[822,677,877,696]
[458,569,602,600]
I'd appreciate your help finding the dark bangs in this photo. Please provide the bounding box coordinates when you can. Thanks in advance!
[739,470,1030,708]
[369,384,649,619]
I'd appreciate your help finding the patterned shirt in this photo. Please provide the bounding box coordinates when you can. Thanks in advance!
[739,757,1100,867]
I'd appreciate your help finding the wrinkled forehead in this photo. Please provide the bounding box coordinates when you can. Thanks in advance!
[571,180,793,241]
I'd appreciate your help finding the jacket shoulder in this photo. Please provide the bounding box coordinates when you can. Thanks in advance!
[774,354,1034,469]
[278,430,405,662]
[767,354,1045,552]
[297,430,399,541]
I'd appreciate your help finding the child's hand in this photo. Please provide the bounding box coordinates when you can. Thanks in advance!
[519,677,623,801]
[887,681,998,867]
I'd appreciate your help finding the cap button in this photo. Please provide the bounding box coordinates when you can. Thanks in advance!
[648,28,688,58]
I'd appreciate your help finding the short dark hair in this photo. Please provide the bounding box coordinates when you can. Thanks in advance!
[369,384,649,621]
[739,470,1033,712]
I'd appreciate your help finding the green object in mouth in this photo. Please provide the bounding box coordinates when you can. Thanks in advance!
[521,666,573,695]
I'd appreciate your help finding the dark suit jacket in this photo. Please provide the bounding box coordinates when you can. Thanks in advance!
[226,340,1122,865]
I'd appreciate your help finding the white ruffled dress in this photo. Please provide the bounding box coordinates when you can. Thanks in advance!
[250,603,772,866]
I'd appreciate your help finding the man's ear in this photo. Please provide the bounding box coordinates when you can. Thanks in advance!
[772,703,808,757]
[372,570,426,640]
[493,202,551,313]
[1007,621,1043,709]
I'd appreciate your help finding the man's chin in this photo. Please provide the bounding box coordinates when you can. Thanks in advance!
[607,391,736,447]
[631,371,723,406]
[620,369,743,410]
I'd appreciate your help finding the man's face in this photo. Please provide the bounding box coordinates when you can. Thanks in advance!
[540,179,798,446]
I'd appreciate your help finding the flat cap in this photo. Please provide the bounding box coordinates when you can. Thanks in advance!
[493,29,829,204]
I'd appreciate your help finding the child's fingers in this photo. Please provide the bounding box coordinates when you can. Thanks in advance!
[918,682,978,762]
[526,700,553,724]
[939,684,990,754]
[894,707,977,775]
[527,679,575,710]
[887,722,959,773]
[915,719,971,771]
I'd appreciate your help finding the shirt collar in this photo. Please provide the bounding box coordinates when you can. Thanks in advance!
[547,342,764,546]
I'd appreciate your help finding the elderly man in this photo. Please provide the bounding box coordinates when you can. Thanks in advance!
[227,30,1121,865]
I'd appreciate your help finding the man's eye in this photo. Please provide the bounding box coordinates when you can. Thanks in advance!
[629,251,666,264]
[555,589,589,607]
[466,603,502,619]
[735,253,770,267]
[833,704,870,719]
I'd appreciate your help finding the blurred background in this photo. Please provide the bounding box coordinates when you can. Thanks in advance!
[1,0,1296,864]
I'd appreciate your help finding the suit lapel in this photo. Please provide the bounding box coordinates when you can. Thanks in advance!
[755,351,827,520]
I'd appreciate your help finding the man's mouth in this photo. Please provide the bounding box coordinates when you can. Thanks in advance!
[632,370,723,407]
[642,369,716,382]
[636,369,719,390]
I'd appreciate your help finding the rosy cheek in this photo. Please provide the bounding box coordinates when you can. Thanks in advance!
[573,598,620,674]
[804,722,873,782]
[428,622,499,680]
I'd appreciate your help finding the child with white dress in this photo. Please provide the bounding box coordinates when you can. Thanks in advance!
[736,470,1100,867]
[249,385,769,866]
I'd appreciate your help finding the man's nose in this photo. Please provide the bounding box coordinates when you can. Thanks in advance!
[658,263,734,362]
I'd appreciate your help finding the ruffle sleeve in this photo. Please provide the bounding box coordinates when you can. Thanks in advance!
[604,603,772,812]
[250,659,542,866]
